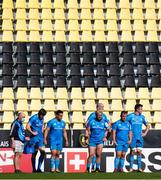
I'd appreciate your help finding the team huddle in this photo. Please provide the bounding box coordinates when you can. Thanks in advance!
[10,103,150,173]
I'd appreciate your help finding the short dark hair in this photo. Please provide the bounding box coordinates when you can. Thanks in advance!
[55,110,63,115]
[135,104,143,111]
[120,111,128,117]
[38,108,47,116]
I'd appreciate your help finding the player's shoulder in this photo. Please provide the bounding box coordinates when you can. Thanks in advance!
[30,114,37,120]
[113,119,120,126]
[61,119,65,124]
[48,118,55,124]
[140,114,146,119]
[126,112,134,119]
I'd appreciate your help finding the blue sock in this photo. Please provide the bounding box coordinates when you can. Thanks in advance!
[87,163,91,169]
[50,158,55,170]
[120,158,125,169]
[92,156,96,169]
[96,163,100,169]
[130,155,134,169]
[114,157,120,169]
[137,155,142,169]
[55,158,60,170]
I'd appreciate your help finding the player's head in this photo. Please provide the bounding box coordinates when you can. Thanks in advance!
[96,103,104,113]
[96,111,102,121]
[134,104,143,115]
[17,111,26,122]
[38,108,47,119]
[55,110,63,121]
[120,111,128,121]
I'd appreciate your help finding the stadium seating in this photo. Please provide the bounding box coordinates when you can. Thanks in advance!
[0,0,161,130]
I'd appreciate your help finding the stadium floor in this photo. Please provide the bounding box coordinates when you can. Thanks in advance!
[0,173,161,179]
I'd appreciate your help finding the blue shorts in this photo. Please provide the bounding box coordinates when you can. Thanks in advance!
[50,142,63,151]
[115,143,129,152]
[130,137,144,151]
[89,141,103,147]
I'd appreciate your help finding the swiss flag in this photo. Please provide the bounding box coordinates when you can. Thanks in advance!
[66,152,87,173]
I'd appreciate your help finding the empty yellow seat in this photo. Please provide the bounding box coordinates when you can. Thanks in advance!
[41,9,52,20]
[107,31,118,41]
[105,0,116,8]
[133,20,144,31]
[145,9,156,20]
[53,0,65,8]
[138,88,150,99]
[41,0,52,9]
[134,31,145,41]
[154,124,161,129]
[121,31,133,41]
[2,0,13,8]
[16,88,28,99]
[71,100,83,111]
[42,31,53,42]
[70,88,83,99]
[55,31,66,42]
[111,112,121,123]
[17,100,28,111]
[68,20,79,31]
[15,0,26,8]
[28,9,39,20]
[2,88,14,100]
[124,88,137,99]
[93,20,105,31]
[86,111,93,121]
[111,100,123,111]
[84,88,96,99]
[94,31,106,42]
[151,88,161,99]
[143,112,152,123]
[106,20,117,31]
[106,9,117,20]
[16,9,26,20]
[152,100,161,111]
[72,112,84,123]
[125,100,137,111]
[54,20,65,31]
[2,20,13,30]
[54,9,65,19]
[56,88,68,99]
[30,100,42,111]
[131,0,143,9]
[68,31,80,42]
[81,20,92,31]
[29,31,40,42]
[63,111,70,124]
[43,100,55,111]
[80,9,92,20]
[93,0,103,9]
[147,31,158,42]
[132,9,144,20]
[139,100,151,111]
[73,123,84,129]
[67,0,78,9]
[16,31,27,42]
[120,20,131,31]
[43,88,55,99]
[29,88,41,99]
[44,112,54,123]
[68,9,79,20]
[80,0,91,8]
[2,31,13,42]
[153,112,161,123]
[29,20,40,31]
[98,100,110,111]
[2,112,14,123]
[84,100,96,111]
[119,0,130,8]
[93,9,104,20]
[120,9,131,20]
[28,0,39,8]
[82,31,93,42]
[16,20,27,31]
[157,0,161,8]
[110,88,122,99]
[41,20,53,31]
[56,100,68,111]
[2,9,13,20]
[144,0,155,9]
[97,88,109,99]
[3,124,12,130]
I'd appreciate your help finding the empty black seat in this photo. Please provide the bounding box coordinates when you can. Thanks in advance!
[16,43,27,53]
[70,53,81,64]
[135,42,146,53]
[82,42,93,53]
[2,43,12,53]
[135,53,147,64]
[56,64,66,76]
[110,76,121,87]
[2,64,13,75]
[55,53,66,64]
[122,53,134,64]
[95,42,106,53]
[30,53,40,64]
[96,65,107,76]
[70,76,81,87]
[2,53,13,64]
[137,65,147,75]
[83,65,94,76]
[97,76,108,87]
[124,76,135,87]
[29,64,41,76]
[55,42,66,53]
[16,53,27,64]
[108,53,119,64]
[43,76,54,87]
[123,64,134,76]
[56,76,67,87]
[16,64,28,76]
[42,53,53,64]
[95,53,107,64]
[70,64,81,76]
[42,43,53,53]
[17,76,27,87]
[69,43,80,53]
[137,75,149,87]
[151,76,161,87]
[2,76,13,87]
[29,43,40,53]
[149,53,160,65]
[109,65,120,76]
[108,42,119,53]
[149,42,159,53]
[150,65,160,75]
[82,53,93,64]
[84,76,94,87]
[30,76,40,87]
[122,42,133,53]
[43,64,53,76]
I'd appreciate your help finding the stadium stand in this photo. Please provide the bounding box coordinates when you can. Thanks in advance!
[0,0,161,130]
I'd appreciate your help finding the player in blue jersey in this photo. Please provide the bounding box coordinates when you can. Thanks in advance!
[25,108,47,172]
[86,111,110,173]
[112,111,132,173]
[85,103,111,171]
[44,110,69,173]
[126,104,150,172]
